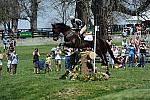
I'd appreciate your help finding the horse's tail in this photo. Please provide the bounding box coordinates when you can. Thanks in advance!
[106,42,121,64]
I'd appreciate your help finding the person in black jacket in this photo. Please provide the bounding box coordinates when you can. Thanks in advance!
[33,48,40,73]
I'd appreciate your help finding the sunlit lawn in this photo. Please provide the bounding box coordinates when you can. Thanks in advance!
[0,44,150,100]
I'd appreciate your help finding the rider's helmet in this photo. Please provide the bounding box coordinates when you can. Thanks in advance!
[69,16,75,20]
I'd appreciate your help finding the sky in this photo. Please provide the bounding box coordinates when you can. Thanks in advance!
[14,1,150,29]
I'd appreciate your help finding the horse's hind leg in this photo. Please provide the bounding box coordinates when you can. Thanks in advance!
[96,51,105,65]
[102,53,110,76]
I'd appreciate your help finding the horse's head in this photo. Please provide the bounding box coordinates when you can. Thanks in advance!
[51,24,60,41]
[51,23,71,41]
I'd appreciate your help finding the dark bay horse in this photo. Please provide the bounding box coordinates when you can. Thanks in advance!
[51,23,120,67]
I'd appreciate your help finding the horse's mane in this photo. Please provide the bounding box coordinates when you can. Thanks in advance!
[55,23,71,30]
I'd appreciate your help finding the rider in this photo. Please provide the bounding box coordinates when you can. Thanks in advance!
[70,16,93,42]
[70,16,85,33]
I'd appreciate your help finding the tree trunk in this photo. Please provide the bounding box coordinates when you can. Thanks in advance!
[11,19,18,33]
[92,0,107,39]
[75,0,90,25]
[31,0,38,37]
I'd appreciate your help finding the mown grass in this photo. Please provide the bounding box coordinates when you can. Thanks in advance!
[0,44,150,100]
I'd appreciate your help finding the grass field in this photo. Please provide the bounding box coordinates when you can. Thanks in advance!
[0,44,150,100]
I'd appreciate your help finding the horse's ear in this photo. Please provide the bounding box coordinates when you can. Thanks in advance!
[51,24,54,27]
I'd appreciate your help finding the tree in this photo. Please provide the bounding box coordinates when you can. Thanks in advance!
[91,0,150,39]
[0,0,20,31]
[19,0,41,33]
[49,0,75,24]
[75,0,91,25]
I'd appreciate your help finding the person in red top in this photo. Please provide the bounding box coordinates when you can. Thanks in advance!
[135,35,140,59]
[106,34,113,47]
[129,37,134,46]
[136,24,142,36]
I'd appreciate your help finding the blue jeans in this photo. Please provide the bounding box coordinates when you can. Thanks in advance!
[65,56,71,70]
[128,54,134,67]
[139,53,146,67]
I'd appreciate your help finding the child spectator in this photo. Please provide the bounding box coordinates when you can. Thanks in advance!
[45,53,52,72]
[128,43,135,67]
[10,52,18,75]
[0,50,4,76]
[55,47,62,71]
[33,48,40,74]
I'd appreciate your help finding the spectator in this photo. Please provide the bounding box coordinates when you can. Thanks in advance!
[130,26,134,35]
[45,53,52,72]
[122,29,128,38]
[9,42,15,53]
[121,46,127,68]
[117,55,124,68]
[6,52,12,73]
[3,37,8,52]
[135,35,140,60]
[139,41,147,67]
[136,24,142,36]
[55,47,62,71]
[135,35,140,49]
[51,47,56,59]
[33,48,40,74]
[3,37,10,52]
[10,38,16,48]
[129,37,134,46]
[106,35,113,47]
[112,45,119,58]
[108,46,114,68]
[122,37,128,48]
[10,52,18,75]
[0,50,4,76]
[109,45,119,68]
[64,47,71,71]
[143,35,148,46]
[128,43,135,67]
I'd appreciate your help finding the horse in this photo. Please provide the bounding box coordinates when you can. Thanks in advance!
[51,23,120,73]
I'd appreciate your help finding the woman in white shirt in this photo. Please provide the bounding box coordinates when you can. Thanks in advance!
[10,52,18,75]
[55,47,62,71]
[0,50,3,76]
